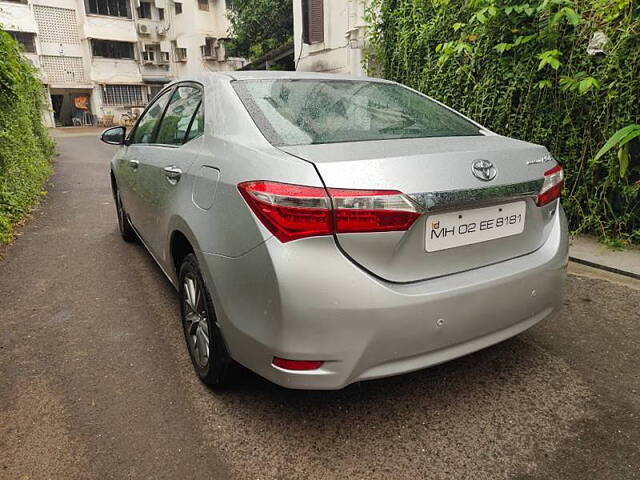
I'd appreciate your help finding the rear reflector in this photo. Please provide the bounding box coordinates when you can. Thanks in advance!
[238,181,421,243]
[272,357,323,371]
[536,164,564,207]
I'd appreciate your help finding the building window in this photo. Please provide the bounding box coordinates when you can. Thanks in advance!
[148,85,163,101]
[159,51,170,63]
[174,2,182,14]
[101,84,145,106]
[141,49,155,62]
[137,1,151,19]
[201,37,217,59]
[92,39,135,59]
[175,47,187,61]
[86,0,131,18]
[3,0,28,3]
[197,0,209,11]
[158,7,164,20]
[172,41,186,61]
[7,31,36,53]
[302,0,324,44]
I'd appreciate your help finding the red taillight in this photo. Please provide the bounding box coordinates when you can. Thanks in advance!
[238,181,332,243]
[238,181,421,243]
[272,357,323,371]
[536,164,564,207]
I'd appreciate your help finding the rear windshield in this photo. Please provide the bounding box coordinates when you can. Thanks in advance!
[232,79,482,146]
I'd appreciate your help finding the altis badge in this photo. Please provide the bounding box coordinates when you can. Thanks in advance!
[526,154,553,165]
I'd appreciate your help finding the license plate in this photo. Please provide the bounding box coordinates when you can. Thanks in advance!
[425,201,526,252]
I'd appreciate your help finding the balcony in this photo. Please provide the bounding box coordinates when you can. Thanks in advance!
[82,15,137,42]
[91,57,142,84]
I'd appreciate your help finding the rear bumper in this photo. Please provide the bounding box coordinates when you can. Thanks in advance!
[200,204,568,390]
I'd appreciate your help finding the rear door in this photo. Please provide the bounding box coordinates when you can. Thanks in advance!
[133,83,204,261]
[281,135,557,283]
[123,88,174,236]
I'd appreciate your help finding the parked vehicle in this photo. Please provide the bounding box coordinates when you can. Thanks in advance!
[102,72,568,390]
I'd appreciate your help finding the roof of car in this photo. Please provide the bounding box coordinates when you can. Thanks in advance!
[188,70,393,84]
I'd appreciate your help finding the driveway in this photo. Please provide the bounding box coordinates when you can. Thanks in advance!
[1,131,639,480]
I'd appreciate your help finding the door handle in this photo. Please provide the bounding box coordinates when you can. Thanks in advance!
[129,159,139,170]
[163,165,182,184]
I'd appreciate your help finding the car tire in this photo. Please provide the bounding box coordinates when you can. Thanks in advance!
[179,253,232,388]
[114,189,137,243]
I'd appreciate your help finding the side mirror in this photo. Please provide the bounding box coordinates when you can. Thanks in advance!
[101,126,127,145]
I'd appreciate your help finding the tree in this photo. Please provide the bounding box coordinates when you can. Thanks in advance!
[226,0,293,60]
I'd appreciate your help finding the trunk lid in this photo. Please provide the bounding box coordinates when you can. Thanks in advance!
[280,135,557,283]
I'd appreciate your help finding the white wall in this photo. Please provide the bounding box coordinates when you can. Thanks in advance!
[293,0,368,76]
[38,42,84,57]
[23,52,40,67]
[32,0,77,9]
[91,58,142,83]
[0,2,38,32]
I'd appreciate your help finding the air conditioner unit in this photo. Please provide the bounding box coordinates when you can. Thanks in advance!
[137,23,151,35]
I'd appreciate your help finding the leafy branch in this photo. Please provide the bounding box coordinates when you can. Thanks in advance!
[593,124,640,179]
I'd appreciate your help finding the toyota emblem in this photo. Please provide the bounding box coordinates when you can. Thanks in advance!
[471,159,497,181]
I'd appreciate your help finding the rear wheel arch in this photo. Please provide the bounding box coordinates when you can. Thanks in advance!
[170,230,195,278]
[112,170,136,243]
[168,228,223,329]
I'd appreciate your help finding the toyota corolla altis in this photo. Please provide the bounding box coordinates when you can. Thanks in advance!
[102,72,568,390]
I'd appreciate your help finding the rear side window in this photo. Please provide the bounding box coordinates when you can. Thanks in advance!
[155,85,202,145]
[131,89,172,144]
[232,79,482,146]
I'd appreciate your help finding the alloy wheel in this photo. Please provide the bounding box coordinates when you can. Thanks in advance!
[182,274,210,369]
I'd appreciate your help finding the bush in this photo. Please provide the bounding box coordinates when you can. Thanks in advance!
[366,0,640,245]
[0,30,54,244]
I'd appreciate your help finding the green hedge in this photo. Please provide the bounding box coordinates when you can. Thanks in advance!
[366,0,640,245]
[0,30,54,244]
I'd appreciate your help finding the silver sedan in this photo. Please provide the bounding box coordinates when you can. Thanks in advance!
[102,71,568,390]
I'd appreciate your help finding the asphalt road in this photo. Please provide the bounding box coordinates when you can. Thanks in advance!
[1,131,639,480]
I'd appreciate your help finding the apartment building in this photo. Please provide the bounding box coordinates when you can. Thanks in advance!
[0,0,242,127]
[293,0,368,76]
